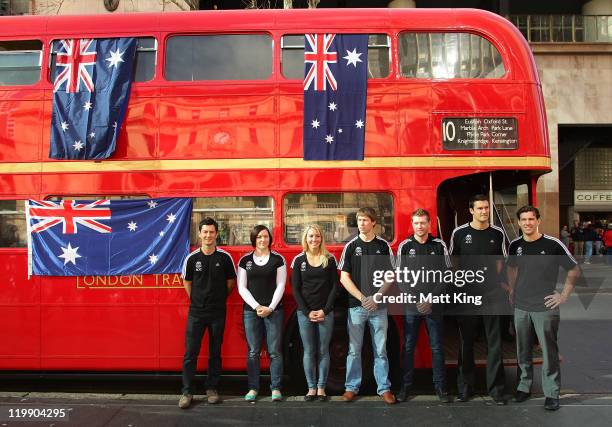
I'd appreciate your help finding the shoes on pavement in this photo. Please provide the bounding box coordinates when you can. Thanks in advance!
[513,391,531,403]
[436,388,452,403]
[303,393,317,402]
[381,391,396,405]
[492,395,508,405]
[457,386,474,402]
[544,397,560,411]
[244,390,258,402]
[206,389,220,404]
[342,391,356,402]
[271,390,283,402]
[178,394,193,409]
[396,387,410,402]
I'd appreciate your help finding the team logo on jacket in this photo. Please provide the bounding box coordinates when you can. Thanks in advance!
[195,261,203,272]
[301,261,307,271]
[355,247,362,256]
[517,247,523,256]
[409,248,416,258]
[465,234,472,244]
[215,262,220,267]
[540,250,546,254]
[490,239,495,244]
[376,249,381,254]
[246,260,253,270]
[430,251,436,255]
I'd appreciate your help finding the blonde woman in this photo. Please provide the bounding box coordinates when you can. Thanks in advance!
[291,224,339,401]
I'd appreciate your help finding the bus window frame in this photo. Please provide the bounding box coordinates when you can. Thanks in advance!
[396,30,509,81]
[162,32,276,84]
[0,39,44,88]
[280,190,397,248]
[279,32,393,81]
[190,194,276,249]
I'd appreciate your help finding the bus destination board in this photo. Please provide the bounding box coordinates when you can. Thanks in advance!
[442,117,518,150]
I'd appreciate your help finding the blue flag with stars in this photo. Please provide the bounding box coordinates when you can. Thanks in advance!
[49,37,137,160]
[303,34,368,160]
[26,198,192,277]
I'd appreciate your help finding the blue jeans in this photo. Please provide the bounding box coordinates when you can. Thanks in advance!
[345,306,391,395]
[297,310,334,389]
[585,241,593,262]
[243,309,283,392]
[402,313,446,391]
[608,247,612,265]
[181,314,225,395]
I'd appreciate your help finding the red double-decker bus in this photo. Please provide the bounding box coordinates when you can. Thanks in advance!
[0,8,549,390]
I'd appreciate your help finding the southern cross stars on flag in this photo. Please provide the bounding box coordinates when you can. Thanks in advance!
[26,198,193,277]
[49,37,137,160]
[303,34,369,160]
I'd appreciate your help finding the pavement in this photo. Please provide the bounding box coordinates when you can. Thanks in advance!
[2,392,612,427]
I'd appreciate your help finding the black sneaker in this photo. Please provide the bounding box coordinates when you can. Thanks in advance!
[544,397,560,411]
[513,391,531,403]
[396,387,411,402]
[436,388,452,403]
[457,386,473,402]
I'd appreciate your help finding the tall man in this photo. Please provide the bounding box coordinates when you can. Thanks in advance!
[338,207,396,404]
[396,209,452,403]
[179,217,236,409]
[508,205,579,411]
[449,194,507,404]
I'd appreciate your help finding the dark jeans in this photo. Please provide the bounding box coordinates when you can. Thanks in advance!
[243,309,283,392]
[402,313,446,391]
[456,315,505,398]
[181,313,226,395]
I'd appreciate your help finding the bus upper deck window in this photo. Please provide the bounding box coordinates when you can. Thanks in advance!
[281,34,391,80]
[0,40,43,86]
[165,35,272,81]
[399,32,505,79]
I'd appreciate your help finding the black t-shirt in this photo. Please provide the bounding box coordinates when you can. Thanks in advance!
[238,251,286,311]
[182,248,236,318]
[397,234,451,312]
[450,223,506,285]
[338,235,394,308]
[291,253,339,314]
[507,234,578,312]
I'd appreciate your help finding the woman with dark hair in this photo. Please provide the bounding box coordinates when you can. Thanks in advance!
[237,225,286,402]
[291,224,339,402]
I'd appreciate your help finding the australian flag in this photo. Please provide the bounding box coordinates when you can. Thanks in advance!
[303,34,368,160]
[49,38,137,160]
[26,198,193,277]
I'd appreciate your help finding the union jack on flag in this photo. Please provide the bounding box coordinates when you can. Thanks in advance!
[304,34,338,91]
[53,39,98,93]
[28,200,112,234]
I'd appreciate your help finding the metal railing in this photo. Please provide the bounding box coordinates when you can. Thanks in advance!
[508,15,612,43]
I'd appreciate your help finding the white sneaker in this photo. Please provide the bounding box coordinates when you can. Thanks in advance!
[178,394,193,409]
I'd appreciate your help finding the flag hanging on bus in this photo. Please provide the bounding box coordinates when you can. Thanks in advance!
[26,198,193,277]
[49,37,137,160]
[303,34,368,160]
